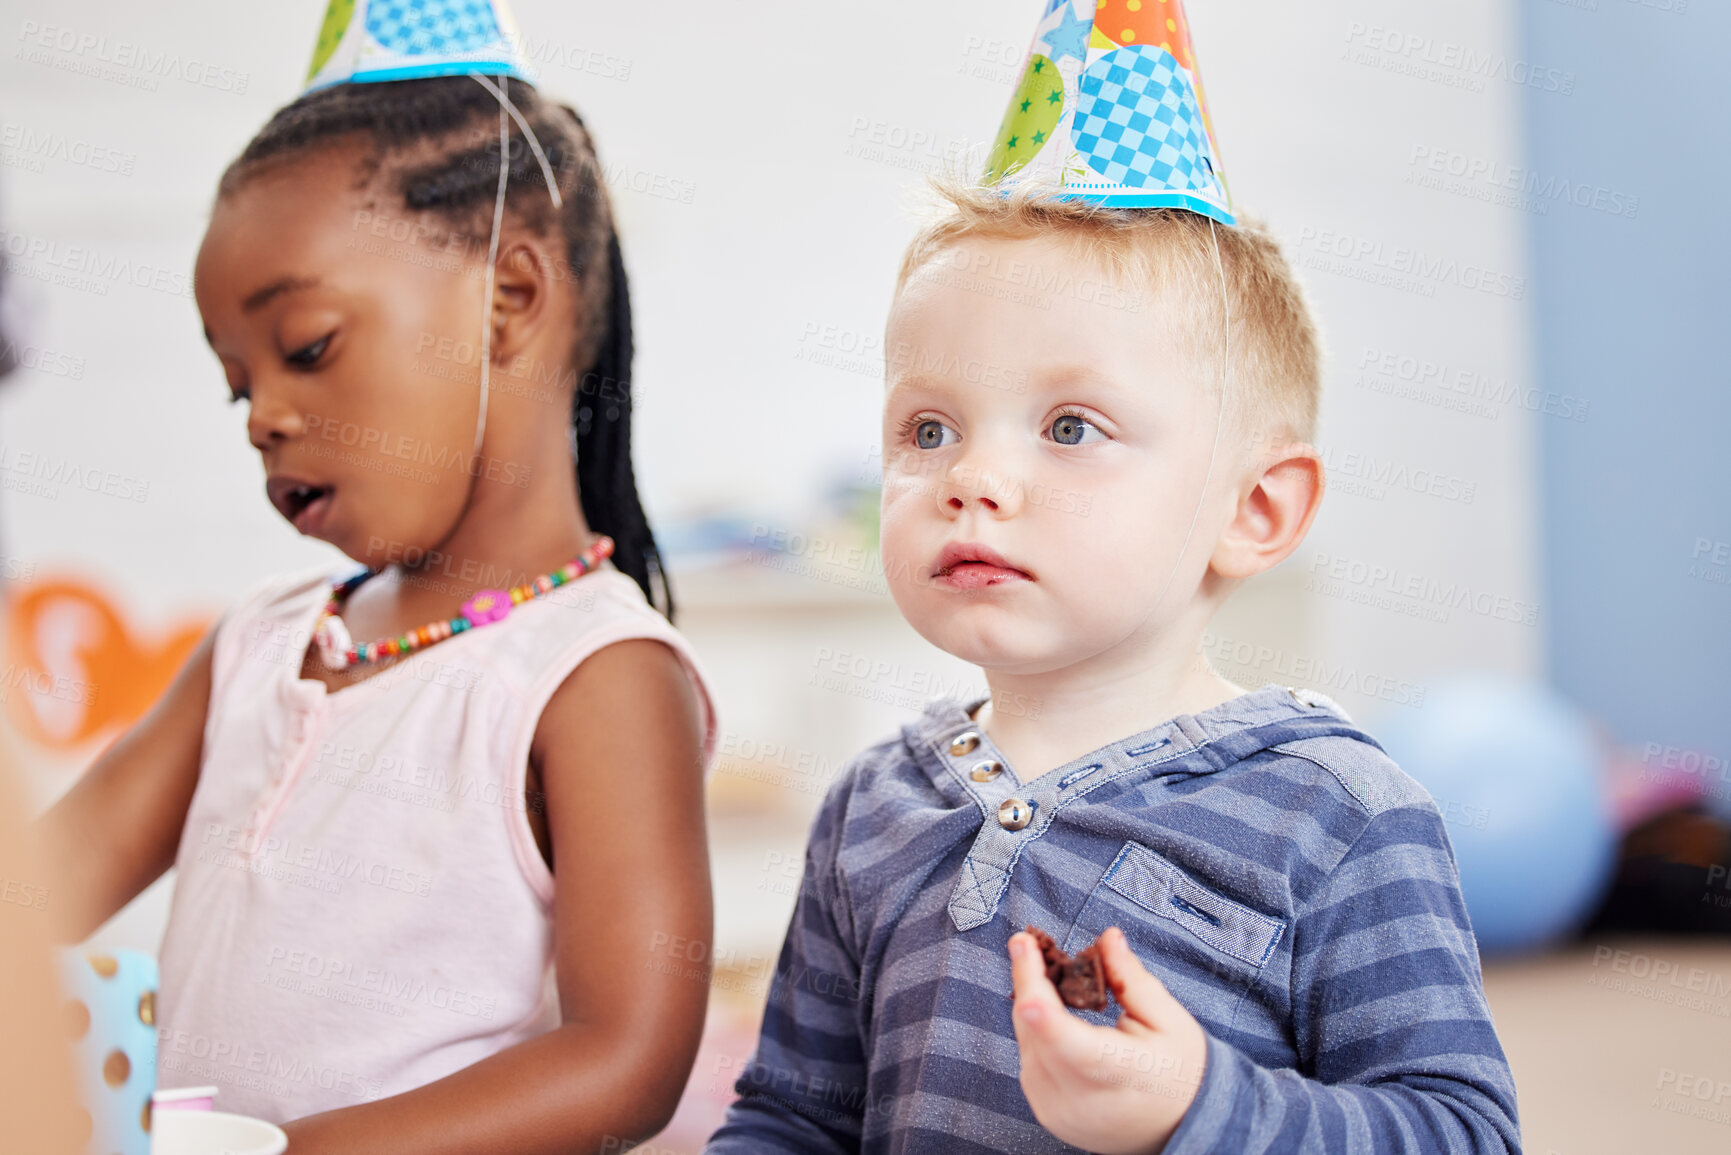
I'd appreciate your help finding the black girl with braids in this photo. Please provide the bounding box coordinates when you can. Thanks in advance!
[42,75,718,1155]
[219,75,673,618]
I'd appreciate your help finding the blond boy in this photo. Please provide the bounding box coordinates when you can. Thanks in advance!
[706,189,1519,1154]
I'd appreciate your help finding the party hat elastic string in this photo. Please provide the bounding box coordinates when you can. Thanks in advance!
[467,71,566,462]
[1145,217,1230,619]
[472,81,510,462]
[469,73,562,210]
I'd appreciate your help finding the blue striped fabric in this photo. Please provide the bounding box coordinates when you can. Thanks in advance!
[704,684,1520,1154]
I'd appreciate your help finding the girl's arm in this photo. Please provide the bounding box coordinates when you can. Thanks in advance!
[39,624,219,941]
[282,636,713,1155]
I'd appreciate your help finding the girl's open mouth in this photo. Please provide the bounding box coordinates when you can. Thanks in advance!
[267,477,335,534]
[289,487,333,533]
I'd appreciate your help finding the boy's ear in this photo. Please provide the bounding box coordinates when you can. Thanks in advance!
[487,237,558,359]
[1210,440,1325,581]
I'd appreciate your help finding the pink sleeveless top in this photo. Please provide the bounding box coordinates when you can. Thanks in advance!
[154,559,718,1123]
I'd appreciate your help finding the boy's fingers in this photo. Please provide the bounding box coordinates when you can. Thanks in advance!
[1008,931,1064,1017]
[1007,932,1098,1073]
[1099,926,1185,1032]
[1013,1019,1067,1111]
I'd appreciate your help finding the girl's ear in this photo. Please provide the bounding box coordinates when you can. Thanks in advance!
[1210,438,1325,580]
[487,237,559,360]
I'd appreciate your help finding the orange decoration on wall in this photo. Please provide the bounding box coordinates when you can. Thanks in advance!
[3,576,210,751]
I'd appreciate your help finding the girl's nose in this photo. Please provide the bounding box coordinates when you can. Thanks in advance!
[246,381,308,450]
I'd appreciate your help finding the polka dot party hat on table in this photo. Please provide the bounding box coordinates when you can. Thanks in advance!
[304,0,535,91]
[985,0,1234,224]
[57,949,158,1155]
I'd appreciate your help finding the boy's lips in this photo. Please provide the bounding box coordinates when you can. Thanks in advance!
[931,542,1033,589]
[266,475,336,534]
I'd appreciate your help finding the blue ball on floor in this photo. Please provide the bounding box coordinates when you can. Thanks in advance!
[1374,675,1616,955]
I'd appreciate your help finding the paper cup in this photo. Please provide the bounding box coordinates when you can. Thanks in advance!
[150,1110,288,1155]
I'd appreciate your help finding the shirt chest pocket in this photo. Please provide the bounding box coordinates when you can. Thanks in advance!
[1061,841,1285,1027]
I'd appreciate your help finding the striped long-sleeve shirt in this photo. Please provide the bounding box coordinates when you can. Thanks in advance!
[705,684,1520,1154]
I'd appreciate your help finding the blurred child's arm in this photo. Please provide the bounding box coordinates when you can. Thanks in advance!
[38,623,219,941]
[1009,806,1521,1154]
[280,637,713,1155]
[0,736,86,1154]
[705,772,866,1153]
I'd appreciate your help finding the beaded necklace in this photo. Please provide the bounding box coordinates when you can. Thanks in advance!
[312,536,614,671]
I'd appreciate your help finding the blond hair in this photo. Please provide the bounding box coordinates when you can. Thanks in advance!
[894,179,1321,445]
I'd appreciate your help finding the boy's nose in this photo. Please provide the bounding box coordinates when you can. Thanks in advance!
[946,488,1000,513]
[938,462,1021,518]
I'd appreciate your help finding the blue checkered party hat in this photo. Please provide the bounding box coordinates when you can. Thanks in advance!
[984,0,1234,225]
[304,0,535,90]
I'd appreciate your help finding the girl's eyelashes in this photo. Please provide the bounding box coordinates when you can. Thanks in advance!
[1046,407,1107,446]
[284,332,333,368]
[221,362,250,405]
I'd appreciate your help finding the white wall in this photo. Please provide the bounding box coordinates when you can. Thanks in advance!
[0,0,1541,956]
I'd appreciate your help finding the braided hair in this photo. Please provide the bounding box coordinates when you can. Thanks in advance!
[219,76,674,621]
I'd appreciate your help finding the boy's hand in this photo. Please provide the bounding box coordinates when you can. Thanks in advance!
[1008,926,1208,1155]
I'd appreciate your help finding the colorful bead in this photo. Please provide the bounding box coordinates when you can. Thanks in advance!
[314,612,354,670]
[462,589,512,626]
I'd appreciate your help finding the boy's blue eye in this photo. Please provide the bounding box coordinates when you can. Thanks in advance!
[1049,413,1103,445]
[913,419,957,449]
[286,334,331,367]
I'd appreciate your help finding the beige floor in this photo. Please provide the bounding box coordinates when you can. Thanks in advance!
[1483,937,1731,1155]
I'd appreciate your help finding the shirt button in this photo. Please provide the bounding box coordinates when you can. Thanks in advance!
[970,759,1004,782]
[949,731,981,756]
[998,798,1034,831]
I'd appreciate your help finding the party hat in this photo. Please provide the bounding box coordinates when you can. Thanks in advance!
[304,0,535,91]
[984,0,1233,224]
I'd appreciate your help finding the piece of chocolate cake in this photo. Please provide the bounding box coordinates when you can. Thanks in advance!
[1025,925,1109,1011]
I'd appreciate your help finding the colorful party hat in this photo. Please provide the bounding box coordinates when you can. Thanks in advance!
[304,0,535,91]
[984,0,1233,224]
